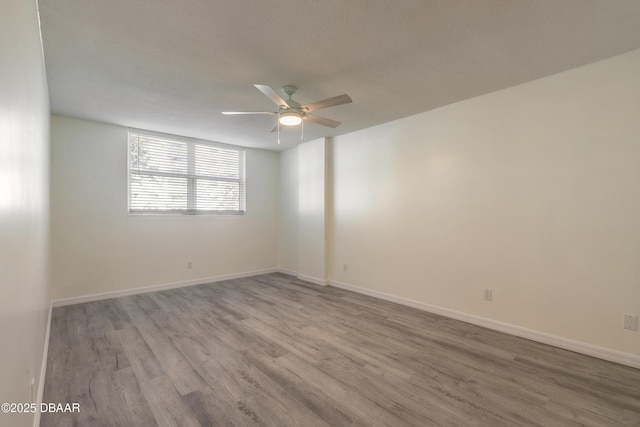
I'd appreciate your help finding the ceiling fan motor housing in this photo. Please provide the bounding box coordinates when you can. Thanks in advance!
[281,85,302,110]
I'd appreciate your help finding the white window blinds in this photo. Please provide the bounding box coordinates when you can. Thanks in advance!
[128,131,245,215]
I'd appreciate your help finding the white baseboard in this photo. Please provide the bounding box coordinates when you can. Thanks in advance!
[330,279,640,370]
[297,274,329,286]
[277,267,298,277]
[33,303,52,427]
[51,268,279,307]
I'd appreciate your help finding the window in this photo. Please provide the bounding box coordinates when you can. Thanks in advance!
[128,130,245,215]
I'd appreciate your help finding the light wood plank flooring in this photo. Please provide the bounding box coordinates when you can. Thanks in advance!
[42,273,640,426]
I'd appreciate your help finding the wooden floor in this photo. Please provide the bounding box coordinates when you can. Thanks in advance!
[42,273,640,426]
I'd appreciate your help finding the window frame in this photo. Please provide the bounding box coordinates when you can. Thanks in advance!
[127,129,246,216]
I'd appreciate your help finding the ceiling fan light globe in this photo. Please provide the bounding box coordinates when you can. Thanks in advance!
[279,112,302,126]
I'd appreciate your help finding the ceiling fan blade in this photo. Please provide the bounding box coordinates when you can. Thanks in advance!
[302,94,352,112]
[254,84,290,108]
[305,114,341,128]
[221,111,275,115]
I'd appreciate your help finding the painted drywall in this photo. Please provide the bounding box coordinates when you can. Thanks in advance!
[50,115,279,300]
[0,1,51,426]
[331,49,640,356]
[297,138,330,284]
[278,147,299,274]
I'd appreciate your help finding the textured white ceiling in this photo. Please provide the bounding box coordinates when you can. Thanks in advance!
[39,0,640,151]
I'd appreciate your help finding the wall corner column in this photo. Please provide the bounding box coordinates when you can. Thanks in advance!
[296,137,332,286]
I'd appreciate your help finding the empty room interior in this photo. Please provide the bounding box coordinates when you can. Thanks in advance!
[3,1,640,426]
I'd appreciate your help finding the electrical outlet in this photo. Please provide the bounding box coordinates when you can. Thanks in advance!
[343,263,348,272]
[624,314,638,331]
[483,288,493,301]
[187,261,192,269]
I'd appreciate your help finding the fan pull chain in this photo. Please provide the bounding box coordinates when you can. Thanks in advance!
[300,119,304,141]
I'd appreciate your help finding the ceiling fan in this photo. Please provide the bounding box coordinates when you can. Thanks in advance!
[222,84,352,132]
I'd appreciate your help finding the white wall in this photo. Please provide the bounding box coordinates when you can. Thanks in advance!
[331,49,640,357]
[51,115,279,300]
[278,146,299,274]
[0,1,51,426]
